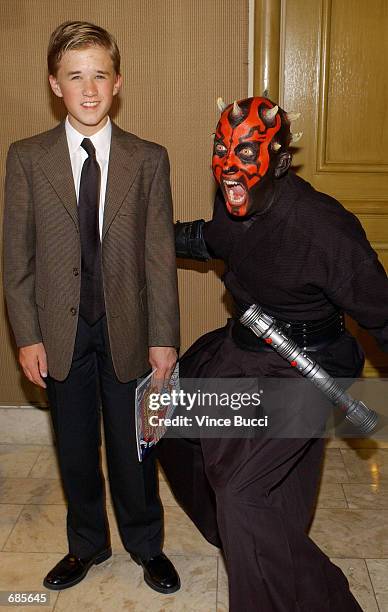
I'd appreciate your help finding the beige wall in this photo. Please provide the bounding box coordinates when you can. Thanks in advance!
[0,0,248,405]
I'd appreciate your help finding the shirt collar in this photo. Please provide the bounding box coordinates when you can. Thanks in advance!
[65,116,112,161]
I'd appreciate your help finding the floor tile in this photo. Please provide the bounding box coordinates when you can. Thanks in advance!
[4,504,130,557]
[310,508,388,558]
[0,445,42,478]
[331,558,378,612]
[316,482,347,508]
[320,448,349,483]
[366,559,388,612]
[0,407,52,445]
[0,552,59,611]
[53,553,217,611]
[0,479,65,505]
[0,444,386,611]
[3,505,67,553]
[2,503,208,559]
[100,443,109,476]
[3,499,216,559]
[341,448,388,483]
[163,505,218,557]
[0,505,23,549]
[326,438,353,449]
[158,474,179,508]
[216,554,228,612]
[343,483,388,509]
[28,447,61,480]
[108,502,217,557]
[326,438,388,449]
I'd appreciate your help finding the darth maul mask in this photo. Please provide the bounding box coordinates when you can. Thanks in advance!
[212,96,302,217]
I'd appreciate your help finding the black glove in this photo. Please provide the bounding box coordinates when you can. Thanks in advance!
[175,220,211,260]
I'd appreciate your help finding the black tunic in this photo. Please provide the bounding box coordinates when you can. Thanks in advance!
[204,171,388,350]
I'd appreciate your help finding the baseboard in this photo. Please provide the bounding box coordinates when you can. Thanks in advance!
[0,405,54,445]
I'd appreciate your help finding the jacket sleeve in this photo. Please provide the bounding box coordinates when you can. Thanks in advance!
[145,147,180,347]
[3,143,42,347]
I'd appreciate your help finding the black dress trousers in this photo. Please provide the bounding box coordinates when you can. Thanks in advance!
[46,315,163,560]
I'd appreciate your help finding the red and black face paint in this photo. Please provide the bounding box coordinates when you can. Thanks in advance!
[212,97,291,217]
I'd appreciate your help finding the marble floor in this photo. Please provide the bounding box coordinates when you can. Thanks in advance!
[1,438,388,611]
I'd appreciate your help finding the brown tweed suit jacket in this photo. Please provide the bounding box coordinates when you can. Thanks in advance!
[3,121,180,382]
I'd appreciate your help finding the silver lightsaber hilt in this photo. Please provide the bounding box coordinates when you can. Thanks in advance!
[240,304,378,434]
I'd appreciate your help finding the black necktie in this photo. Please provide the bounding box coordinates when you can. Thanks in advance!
[78,138,105,324]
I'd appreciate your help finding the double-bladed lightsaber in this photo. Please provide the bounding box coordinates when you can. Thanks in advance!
[240,304,378,434]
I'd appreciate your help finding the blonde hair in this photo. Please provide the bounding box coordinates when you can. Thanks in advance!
[48,21,121,76]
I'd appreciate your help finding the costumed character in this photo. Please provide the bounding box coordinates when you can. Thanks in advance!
[158,96,388,612]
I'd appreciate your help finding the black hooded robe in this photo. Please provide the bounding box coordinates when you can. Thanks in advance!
[158,173,388,612]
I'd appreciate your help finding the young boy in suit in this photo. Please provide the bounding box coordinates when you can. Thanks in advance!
[3,20,180,594]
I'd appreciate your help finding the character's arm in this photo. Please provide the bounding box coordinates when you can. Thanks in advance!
[175,219,212,260]
[145,147,180,349]
[174,188,226,260]
[326,254,388,353]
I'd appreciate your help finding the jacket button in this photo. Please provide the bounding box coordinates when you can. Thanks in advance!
[70,307,77,316]
[73,267,79,276]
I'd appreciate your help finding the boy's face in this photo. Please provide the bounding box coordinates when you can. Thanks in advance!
[49,46,122,135]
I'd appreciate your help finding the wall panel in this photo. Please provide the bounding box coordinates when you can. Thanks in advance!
[281,0,388,376]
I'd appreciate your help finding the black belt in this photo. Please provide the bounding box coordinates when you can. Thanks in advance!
[232,309,345,353]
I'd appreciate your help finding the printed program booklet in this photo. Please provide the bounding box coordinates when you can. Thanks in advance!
[135,363,179,461]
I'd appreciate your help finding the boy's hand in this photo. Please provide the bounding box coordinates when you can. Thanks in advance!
[149,346,177,391]
[18,343,48,389]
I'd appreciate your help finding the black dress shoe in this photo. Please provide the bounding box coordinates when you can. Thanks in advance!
[131,552,180,594]
[43,548,112,590]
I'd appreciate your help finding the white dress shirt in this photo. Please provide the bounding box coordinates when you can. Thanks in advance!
[65,116,112,239]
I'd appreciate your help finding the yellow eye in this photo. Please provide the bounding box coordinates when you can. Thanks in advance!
[240,146,253,156]
[215,143,226,153]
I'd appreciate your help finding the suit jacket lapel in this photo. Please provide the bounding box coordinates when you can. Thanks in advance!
[102,122,141,240]
[37,123,79,229]
[36,121,141,238]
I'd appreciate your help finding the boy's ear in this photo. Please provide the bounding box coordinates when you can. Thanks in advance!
[48,75,63,98]
[113,73,122,97]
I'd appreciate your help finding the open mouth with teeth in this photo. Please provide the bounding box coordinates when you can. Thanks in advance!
[223,179,248,210]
